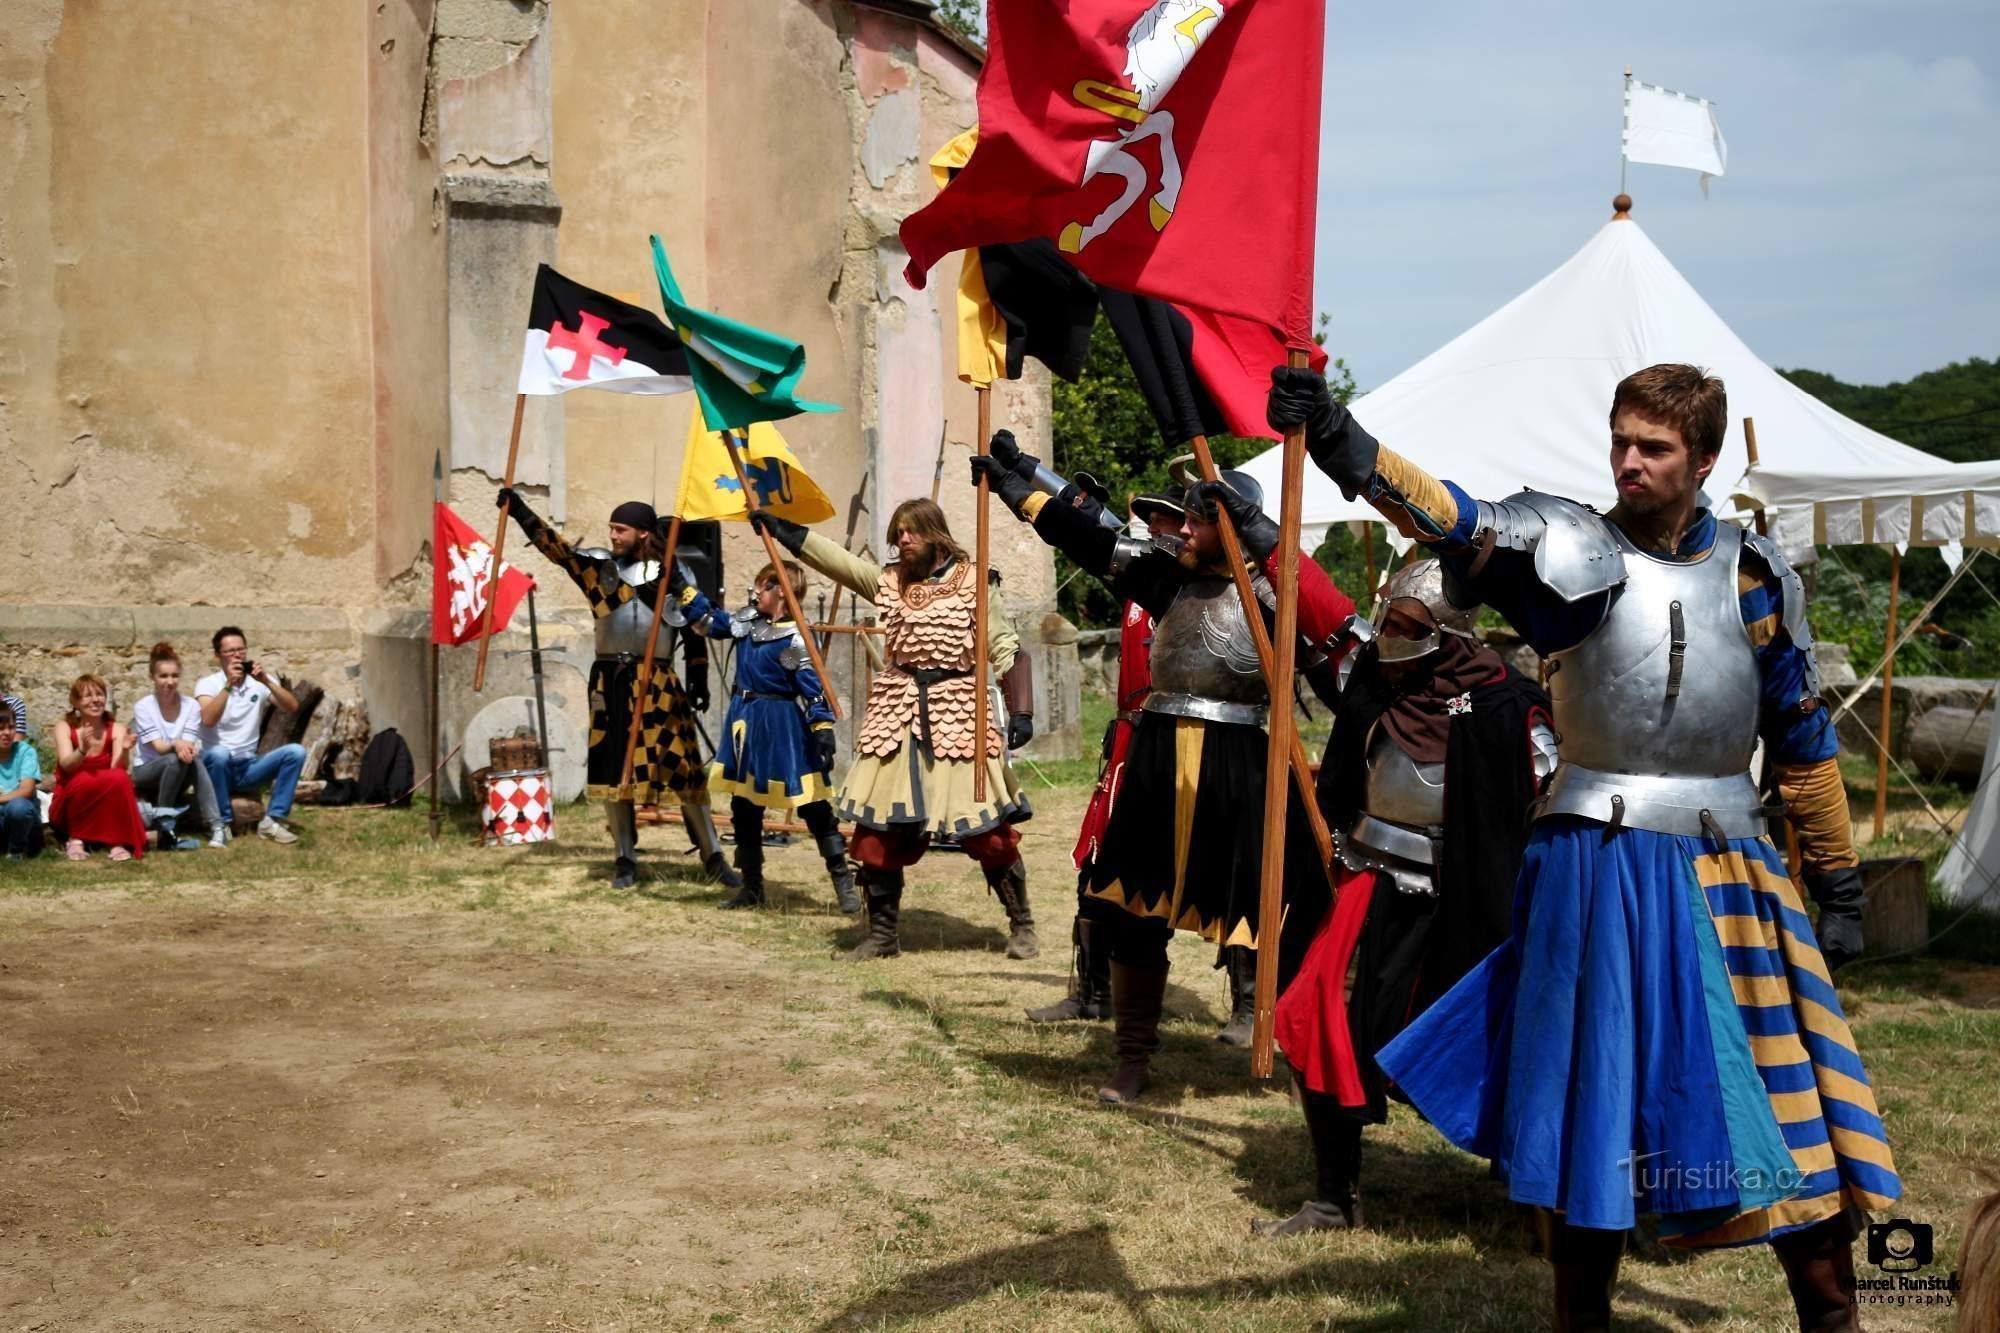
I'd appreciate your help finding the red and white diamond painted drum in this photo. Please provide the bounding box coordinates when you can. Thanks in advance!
[485,768,554,846]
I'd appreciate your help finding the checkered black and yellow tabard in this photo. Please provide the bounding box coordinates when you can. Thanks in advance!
[586,656,705,805]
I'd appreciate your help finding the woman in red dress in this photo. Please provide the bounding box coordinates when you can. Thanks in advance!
[51,673,145,862]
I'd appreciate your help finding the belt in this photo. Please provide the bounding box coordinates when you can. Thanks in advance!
[734,690,793,702]
[596,652,643,666]
[1144,692,1268,727]
[902,666,972,758]
[1537,763,1771,841]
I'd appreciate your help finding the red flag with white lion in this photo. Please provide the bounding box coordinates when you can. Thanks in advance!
[900,0,1324,352]
[432,503,535,647]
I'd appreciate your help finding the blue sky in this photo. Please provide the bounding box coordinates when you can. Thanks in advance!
[1315,1,1998,391]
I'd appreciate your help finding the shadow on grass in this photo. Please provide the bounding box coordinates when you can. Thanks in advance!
[807,1219,1717,1331]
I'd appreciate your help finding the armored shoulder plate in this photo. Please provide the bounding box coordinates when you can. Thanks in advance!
[1474,491,1626,603]
[1741,528,1822,695]
[1105,533,1163,576]
[778,637,810,671]
[746,614,792,644]
[576,546,614,561]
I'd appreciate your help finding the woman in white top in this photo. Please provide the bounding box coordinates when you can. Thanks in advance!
[129,642,221,850]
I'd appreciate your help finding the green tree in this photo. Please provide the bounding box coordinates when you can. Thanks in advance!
[931,0,984,43]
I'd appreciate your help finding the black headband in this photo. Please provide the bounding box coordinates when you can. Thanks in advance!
[610,500,658,532]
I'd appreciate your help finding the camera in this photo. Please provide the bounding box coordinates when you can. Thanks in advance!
[1865,1219,1932,1270]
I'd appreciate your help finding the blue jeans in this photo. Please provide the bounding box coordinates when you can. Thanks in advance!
[3,795,41,857]
[201,744,307,821]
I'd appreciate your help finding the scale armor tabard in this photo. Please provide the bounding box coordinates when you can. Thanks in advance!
[855,559,999,762]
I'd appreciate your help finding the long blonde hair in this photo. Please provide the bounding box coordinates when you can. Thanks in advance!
[1960,1189,2000,1333]
[887,497,967,568]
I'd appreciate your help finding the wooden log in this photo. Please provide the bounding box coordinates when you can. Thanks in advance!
[1904,700,1995,784]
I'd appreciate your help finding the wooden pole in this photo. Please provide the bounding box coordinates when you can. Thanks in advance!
[619,517,685,794]
[1874,546,1901,840]
[1186,434,1337,874]
[430,448,444,843]
[723,430,843,719]
[473,393,528,692]
[973,387,992,801]
[1249,348,1309,1079]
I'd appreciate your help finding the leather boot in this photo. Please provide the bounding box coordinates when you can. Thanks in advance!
[1254,1087,1365,1235]
[817,828,861,915]
[719,802,765,910]
[1536,1209,1625,1333]
[1216,945,1258,1047]
[986,858,1039,959]
[845,868,902,961]
[1026,916,1111,1022]
[1097,962,1169,1105]
[681,798,744,891]
[1772,1215,1862,1331]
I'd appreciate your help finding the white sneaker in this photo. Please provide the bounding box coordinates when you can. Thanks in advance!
[257,817,298,845]
[209,826,231,849]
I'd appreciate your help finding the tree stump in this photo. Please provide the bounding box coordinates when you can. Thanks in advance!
[1858,857,1930,958]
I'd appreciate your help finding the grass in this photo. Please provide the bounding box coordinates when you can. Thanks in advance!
[2,748,1996,1330]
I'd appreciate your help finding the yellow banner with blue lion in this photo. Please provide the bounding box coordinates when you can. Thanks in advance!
[673,404,835,524]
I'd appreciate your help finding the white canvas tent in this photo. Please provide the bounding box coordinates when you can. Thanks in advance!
[1241,203,2000,555]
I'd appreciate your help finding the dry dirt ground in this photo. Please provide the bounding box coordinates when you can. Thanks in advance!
[1,782,1995,1331]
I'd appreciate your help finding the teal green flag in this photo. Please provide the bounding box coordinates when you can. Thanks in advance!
[650,235,839,431]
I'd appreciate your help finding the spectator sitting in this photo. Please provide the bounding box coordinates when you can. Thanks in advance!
[51,674,146,862]
[1,707,41,860]
[2,677,25,736]
[195,626,305,846]
[130,641,221,851]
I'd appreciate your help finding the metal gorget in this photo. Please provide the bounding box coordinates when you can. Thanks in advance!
[1540,521,1766,838]
[1336,723,1444,895]
[1147,574,1269,709]
[596,556,669,658]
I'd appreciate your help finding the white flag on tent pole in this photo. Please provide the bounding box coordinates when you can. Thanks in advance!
[1624,78,1728,194]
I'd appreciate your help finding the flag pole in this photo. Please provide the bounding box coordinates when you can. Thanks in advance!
[1247,348,1310,1079]
[1620,65,1632,196]
[430,449,445,844]
[723,430,844,720]
[473,393,528,692]
[1186,436,1336,875]
[526,585,551,776]
[619,515,684,795]
[973,387,992,801]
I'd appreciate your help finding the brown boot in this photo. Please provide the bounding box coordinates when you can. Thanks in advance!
[986,858,1039,960]
[845,868,902,961]
[1254,1086,1365,1236]
[1097,962,1169,1105]
[1536,1209,1624,1333]
[1026,916,1111,1022]
[1772,1215,1862,1331]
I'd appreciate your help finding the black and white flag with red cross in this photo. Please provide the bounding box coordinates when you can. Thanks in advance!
[516,264,694,396]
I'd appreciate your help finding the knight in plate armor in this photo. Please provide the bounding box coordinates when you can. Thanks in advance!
[1259,558,1554,1237]
[683,556,858,917]
[1270,362,1896,1327]
[975,432,1356,1107]
[1025,481,1183,1028]
[499,490,738,892]
[750,497,1039,964]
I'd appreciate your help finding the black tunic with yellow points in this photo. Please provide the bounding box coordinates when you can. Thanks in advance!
[514,507,708,805]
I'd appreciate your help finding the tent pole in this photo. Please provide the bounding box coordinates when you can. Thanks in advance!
[1874,547,1902,841]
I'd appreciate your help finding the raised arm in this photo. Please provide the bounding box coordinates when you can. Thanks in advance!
[971,444,1184,617]
[751,511,880,604]
[498,488,629,612]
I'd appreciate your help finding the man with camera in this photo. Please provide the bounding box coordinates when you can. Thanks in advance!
[196,626,306,846]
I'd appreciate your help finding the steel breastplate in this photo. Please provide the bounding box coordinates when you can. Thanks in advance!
[1146,575,1269,709]
[1335,724,1444,895]
[595,557,665,657]
[1541,521,1765,837]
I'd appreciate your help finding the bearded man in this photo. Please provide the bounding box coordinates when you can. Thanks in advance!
[749,497,1038,962]
[1270,362,1898,1331]
[1258,559,1554,1236]
[499,489,739,891]
[974,433,1354,1105]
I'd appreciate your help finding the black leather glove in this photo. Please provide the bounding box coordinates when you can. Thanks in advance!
[1007,713,1034,751]
[970,453,1038,520]
[684,661,710,714]
[1267,365,1381,501]
[812,725,837,773]
[748,508,809,555]
[987,429,1038,481]
[497,486,533,521]
[1188,479,1280,560]
[1803,866,1865,971]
